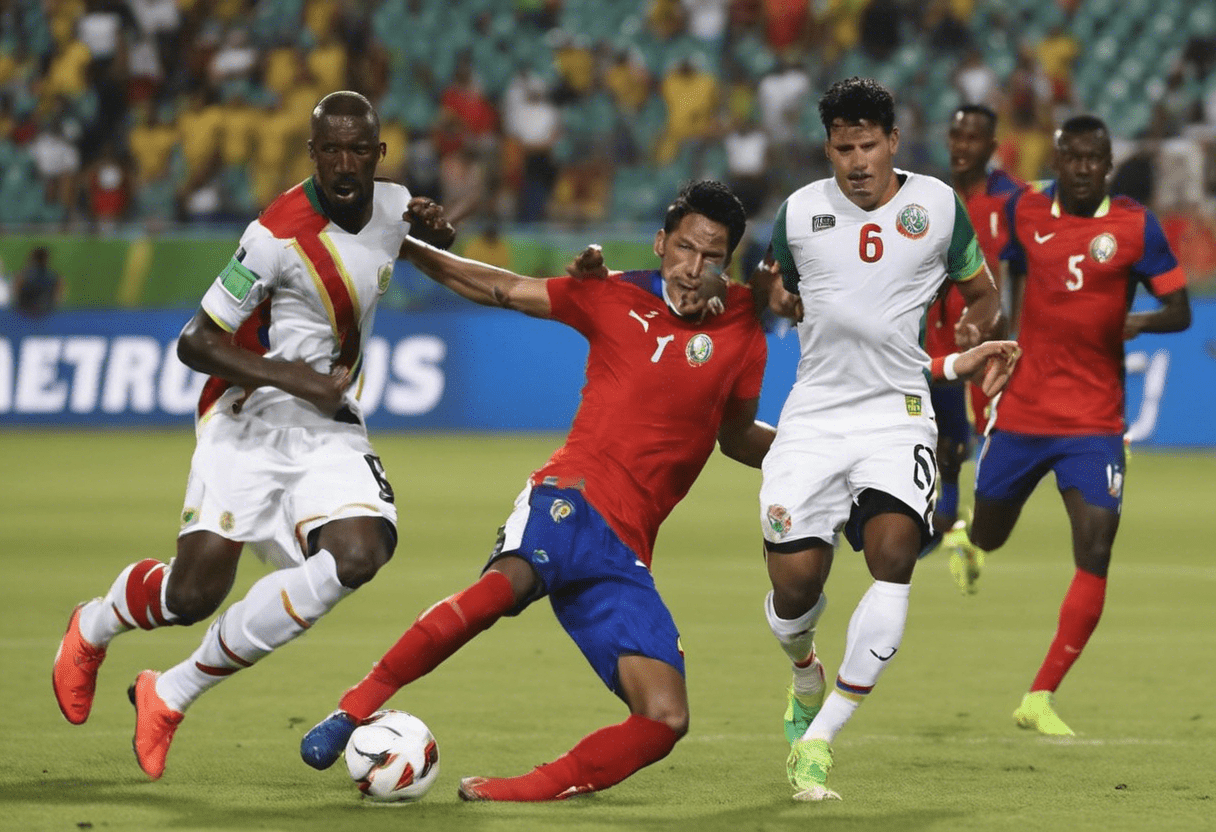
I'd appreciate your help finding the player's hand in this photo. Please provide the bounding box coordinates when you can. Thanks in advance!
[953,340,1021,397]
[954,317,981,350]
[1122,315,1144,340]
[405,197,456,250]
[277,361,352,416]
[566,244,608,279]
[750,258,803,322]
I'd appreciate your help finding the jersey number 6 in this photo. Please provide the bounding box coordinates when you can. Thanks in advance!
[859,224,884,263]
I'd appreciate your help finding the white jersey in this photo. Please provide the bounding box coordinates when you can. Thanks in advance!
[771,170,986,428]
[198,178,412,430]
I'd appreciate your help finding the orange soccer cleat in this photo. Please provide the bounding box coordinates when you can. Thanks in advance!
[128,670,184,779]
[53,602,107,725]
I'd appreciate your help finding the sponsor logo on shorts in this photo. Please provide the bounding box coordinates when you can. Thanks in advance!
[181,508,197,527]
[1089,232,1117,263]
[377,262,393,294]
[549,499,574,523]
[1106,463,1124,498]
[812,214,836,232]
[896,204,930,239]
[531,549,549,564]
[219,511,235,533]
[766,504,792,538]
[905,395,922,416]
[686,333,713,366]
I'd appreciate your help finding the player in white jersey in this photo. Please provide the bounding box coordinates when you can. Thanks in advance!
[757,78,1003,800]
[51,91,457,779]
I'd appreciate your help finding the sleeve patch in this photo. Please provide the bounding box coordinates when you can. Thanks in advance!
[218,255,258,301]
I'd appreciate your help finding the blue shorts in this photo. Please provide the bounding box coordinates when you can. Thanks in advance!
[974,431,1126,513]
[485,485,685,699]
[930,383,971,446]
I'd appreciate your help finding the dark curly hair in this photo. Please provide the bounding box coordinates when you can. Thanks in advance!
[663,180,748,261]
[818,77,896,136]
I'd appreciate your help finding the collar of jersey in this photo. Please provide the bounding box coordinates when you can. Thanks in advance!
[1050,188,1110,219]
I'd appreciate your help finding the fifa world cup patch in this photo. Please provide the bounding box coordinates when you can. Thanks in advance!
[218,251,257,301]
[896,204,930,239]
[905,395,923,416]
[1089,233,1117,263]
[766,504,792,538]
[685,333,713,366]
[549,499,574,523]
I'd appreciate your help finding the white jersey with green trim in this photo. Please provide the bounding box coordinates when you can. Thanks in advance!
[770,169,986,428]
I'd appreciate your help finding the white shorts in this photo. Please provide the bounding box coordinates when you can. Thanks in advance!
[178,409,397,569]
[759,420,937,549]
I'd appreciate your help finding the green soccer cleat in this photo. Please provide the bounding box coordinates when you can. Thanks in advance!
[787,738,840,801]
[1013,691,1075,736]
[944,521,985,595]
[783,677,825,745]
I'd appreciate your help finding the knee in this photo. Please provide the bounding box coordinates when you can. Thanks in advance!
[772,581,824,617]
[1075,543,1112,577]
[164,581,225,624]
[331,544,393,589]
[636,704,689,739]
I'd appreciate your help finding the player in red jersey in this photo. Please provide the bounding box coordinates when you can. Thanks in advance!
[925,105,1023,560]
[300,181,776,800]
[945,115,1191,734]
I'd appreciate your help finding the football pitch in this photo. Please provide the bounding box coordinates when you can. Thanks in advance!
[1,430,1212,832]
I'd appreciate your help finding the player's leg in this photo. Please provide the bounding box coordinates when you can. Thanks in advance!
[53,528,240,726]
[1014,436,1123,736]
[301,483,551,769]
[765,542,833,743]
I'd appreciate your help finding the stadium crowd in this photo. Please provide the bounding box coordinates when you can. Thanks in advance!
[1,0,1215,286]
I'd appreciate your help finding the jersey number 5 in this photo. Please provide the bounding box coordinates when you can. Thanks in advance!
[1066,254,1084,291]
[859,224,884,263]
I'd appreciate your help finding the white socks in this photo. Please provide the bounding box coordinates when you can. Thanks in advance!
[803,580,910,743]
[156,550,352,713]
[765,590,827,697]
[79,558,178,648]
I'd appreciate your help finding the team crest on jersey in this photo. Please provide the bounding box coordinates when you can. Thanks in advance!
[686,333,713,366]
[896,204,930,239]
[181,508,198,527]
[766,504,792,538]
[812,214,836,232]
[219,511,235,533]
[1089,233,1117,264]
[549,499,574,523]
[377,262,393,294]
[532,549,549,564]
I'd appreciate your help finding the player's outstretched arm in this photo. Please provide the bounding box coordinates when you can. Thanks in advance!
[931,340,1021,398]
[403,197,457,250]
[177,311,351,415]
[565,244,610,279]
[399,237,552,317]
[1124,288,1191,339]
[717,396,777,469]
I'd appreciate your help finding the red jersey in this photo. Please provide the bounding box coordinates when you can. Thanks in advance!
[925,169,1022,359]
[994,184,1186,435]
[533,271,767,566]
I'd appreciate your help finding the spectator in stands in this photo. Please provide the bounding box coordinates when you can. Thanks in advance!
[859,0,902,61]
[13,247,64,318]
[84,142,130,230]
[757,51,810,179]
[28,101,82,218]
[656,54,720,164]
[461,219,512,270]
[723,104,770,217]
[505,73,560,223]
[1035,24,1079,111]
[997,46,1054,181]
[954,48,1001,111]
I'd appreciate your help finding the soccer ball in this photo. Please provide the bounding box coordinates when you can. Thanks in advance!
[344,710,440,803]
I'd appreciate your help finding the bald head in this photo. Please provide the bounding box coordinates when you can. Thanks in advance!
[311,91,379,140]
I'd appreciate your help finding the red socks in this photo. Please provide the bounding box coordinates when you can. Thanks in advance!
[1031,569,1106,693]
[466,715,679,801]
[340,570,516,720]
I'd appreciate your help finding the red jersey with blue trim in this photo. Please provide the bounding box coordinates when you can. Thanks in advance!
[925,169,1022,358]
[532,271,767,566]
[993,183,1186,435]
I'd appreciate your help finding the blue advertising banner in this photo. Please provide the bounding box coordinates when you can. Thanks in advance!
[2,301,1213,446]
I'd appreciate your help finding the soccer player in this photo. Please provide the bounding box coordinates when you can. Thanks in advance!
[51,91,457,779]
[925,105,1023,569]
[759,78,1002,801]
[943,115,1191,735]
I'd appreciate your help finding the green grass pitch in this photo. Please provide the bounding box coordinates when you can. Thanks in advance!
[1,430,1212,832]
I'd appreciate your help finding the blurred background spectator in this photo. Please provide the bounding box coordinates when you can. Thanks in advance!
[13,247,64,318]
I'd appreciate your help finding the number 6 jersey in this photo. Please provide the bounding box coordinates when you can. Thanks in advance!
[771,170,987,428]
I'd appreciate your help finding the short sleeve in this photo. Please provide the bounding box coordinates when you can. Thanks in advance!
[946,192,986,283]
[770,199,799,295]
[545,275,597,336]
[999,189,1028,275]
[731,325,767,402]
[200,221,281,332]
[1135,210,1186,296]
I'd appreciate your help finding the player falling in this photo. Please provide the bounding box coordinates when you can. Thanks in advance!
[944,115,1191,735]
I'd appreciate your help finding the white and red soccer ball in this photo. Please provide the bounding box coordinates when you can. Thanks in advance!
[344,710,440,803]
